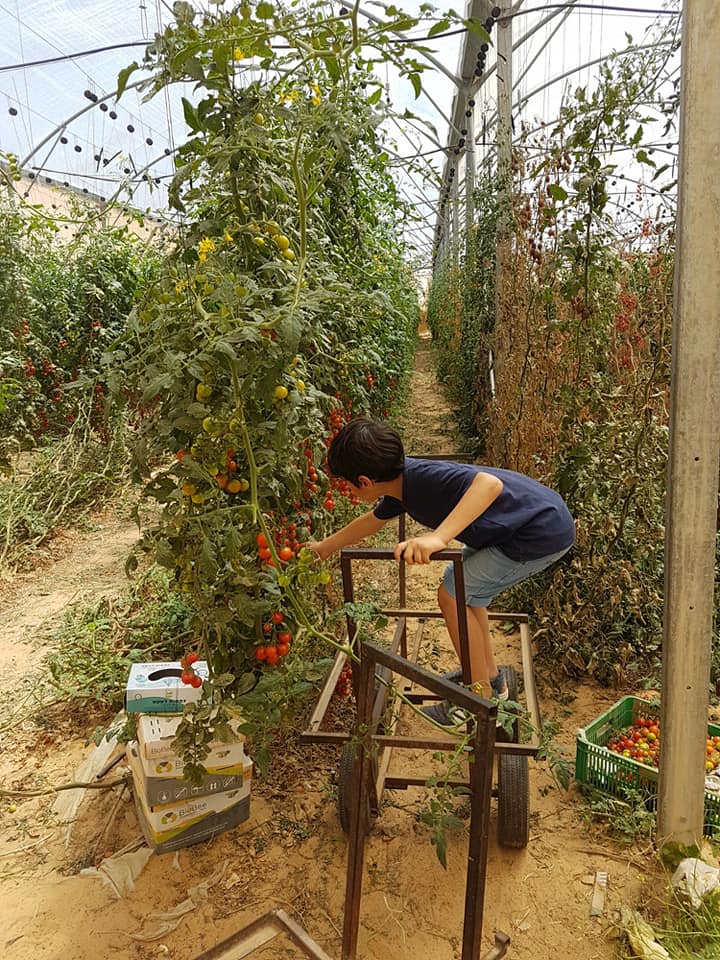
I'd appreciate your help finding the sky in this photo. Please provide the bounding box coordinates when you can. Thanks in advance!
[0,1,680,262]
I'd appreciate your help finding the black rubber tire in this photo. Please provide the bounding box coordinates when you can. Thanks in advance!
[497,751,530,849]
[337,741,374,835]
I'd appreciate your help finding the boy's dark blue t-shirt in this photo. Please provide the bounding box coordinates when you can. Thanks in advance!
[372,458,575,561]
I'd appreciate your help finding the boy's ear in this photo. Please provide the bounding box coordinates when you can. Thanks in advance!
[356,475,374,489]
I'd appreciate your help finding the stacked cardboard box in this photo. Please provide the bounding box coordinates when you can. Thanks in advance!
[124,663,253,853]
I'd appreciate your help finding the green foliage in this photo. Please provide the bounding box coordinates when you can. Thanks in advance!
[424,26,720,687]
[0,187,159,462]
[0,406,129,570]
[578,785,656,845]
[426,182,497,447]
[99,0,442,757]
[46,567,192,709]
[621,871,720,960]
[419,745,471,868]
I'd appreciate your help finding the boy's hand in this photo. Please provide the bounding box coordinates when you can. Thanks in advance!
[395,534,447,564]
[305,540,331,561]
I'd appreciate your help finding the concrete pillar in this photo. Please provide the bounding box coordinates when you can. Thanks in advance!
[657,0,720,845]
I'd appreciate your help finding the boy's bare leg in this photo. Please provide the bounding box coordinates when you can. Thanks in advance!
[438,584,498,685]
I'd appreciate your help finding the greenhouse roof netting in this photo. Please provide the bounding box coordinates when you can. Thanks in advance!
[0,0,680,263]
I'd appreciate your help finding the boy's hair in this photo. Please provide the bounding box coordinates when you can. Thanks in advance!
[327,418,405,485]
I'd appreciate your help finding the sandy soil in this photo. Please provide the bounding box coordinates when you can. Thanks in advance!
[0,339,658,960]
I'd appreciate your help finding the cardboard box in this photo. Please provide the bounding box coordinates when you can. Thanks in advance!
[137,714,247,768]
[134,788,251,855]
[125,661,210,714]
[128,741,252,806]
[128,745,251,854]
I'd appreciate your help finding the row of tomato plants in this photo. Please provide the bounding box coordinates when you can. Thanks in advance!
[427,32,688,686]
[0,191,160,468]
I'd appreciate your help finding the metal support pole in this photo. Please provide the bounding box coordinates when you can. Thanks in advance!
[494,6,513,377]
[453,174,460,264]
[465,100,475,256]
[658,0,720,845]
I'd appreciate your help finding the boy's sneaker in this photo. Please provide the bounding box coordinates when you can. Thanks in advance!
[421,700,466,729]
[441,667,464,685]
[489,667,509,701]
[441,666,509,700]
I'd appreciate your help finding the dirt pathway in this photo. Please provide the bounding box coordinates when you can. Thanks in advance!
[0,342,655,960]
[0,514,140,710]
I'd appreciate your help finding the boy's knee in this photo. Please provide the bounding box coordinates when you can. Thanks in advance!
[438,583,452,608]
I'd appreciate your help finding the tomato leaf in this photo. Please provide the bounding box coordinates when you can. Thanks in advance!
[464,17,491,43]
[183,56,205,83]
[322,56,341,82]
[156,539,176,569]
[427,18,450,37]
[116,62,139,100]
[182,96,201,131]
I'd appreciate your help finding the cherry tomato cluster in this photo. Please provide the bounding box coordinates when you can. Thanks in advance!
[303,441,322,497]
[364,370,375,389]
[256,531,298,566]
[272,518,302,557]
[255,613,293,666]
[607,717,660,767]
[179,651,203,687]
[335,663,353,697]
[326,404,349,438]
[607,717,720,773]
[216,447,249,495]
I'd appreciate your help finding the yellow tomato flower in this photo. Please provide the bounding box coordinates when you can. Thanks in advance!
[311,96,322,107]
[174,279,187,293]
[289,89,299,102]
[198,237,216,263]
[234,47,246,60]
[224,230,234,243]
[311,82,320,94]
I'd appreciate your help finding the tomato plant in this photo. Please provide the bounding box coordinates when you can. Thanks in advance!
[106,0,488,762]
[0,184,159,464]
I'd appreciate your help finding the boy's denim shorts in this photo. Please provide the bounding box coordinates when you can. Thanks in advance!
[442,544,572,608]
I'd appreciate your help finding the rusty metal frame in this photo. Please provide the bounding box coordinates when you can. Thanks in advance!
[342,641,501,960]
[300,548,542,759]
[191,908,334,960]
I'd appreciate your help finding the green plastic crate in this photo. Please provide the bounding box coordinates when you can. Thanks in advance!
[575,695,720,834]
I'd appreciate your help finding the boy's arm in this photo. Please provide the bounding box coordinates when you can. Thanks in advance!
[308,509,391,561]
[395,471,503,564]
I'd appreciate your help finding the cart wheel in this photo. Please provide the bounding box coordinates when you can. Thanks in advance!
[337,742,375,835]
[497,752,530,849]
[498,663,520,744]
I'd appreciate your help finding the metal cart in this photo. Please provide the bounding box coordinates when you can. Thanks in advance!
[300,535,543,849]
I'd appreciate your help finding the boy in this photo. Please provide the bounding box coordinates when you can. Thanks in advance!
[308,418,575,726]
